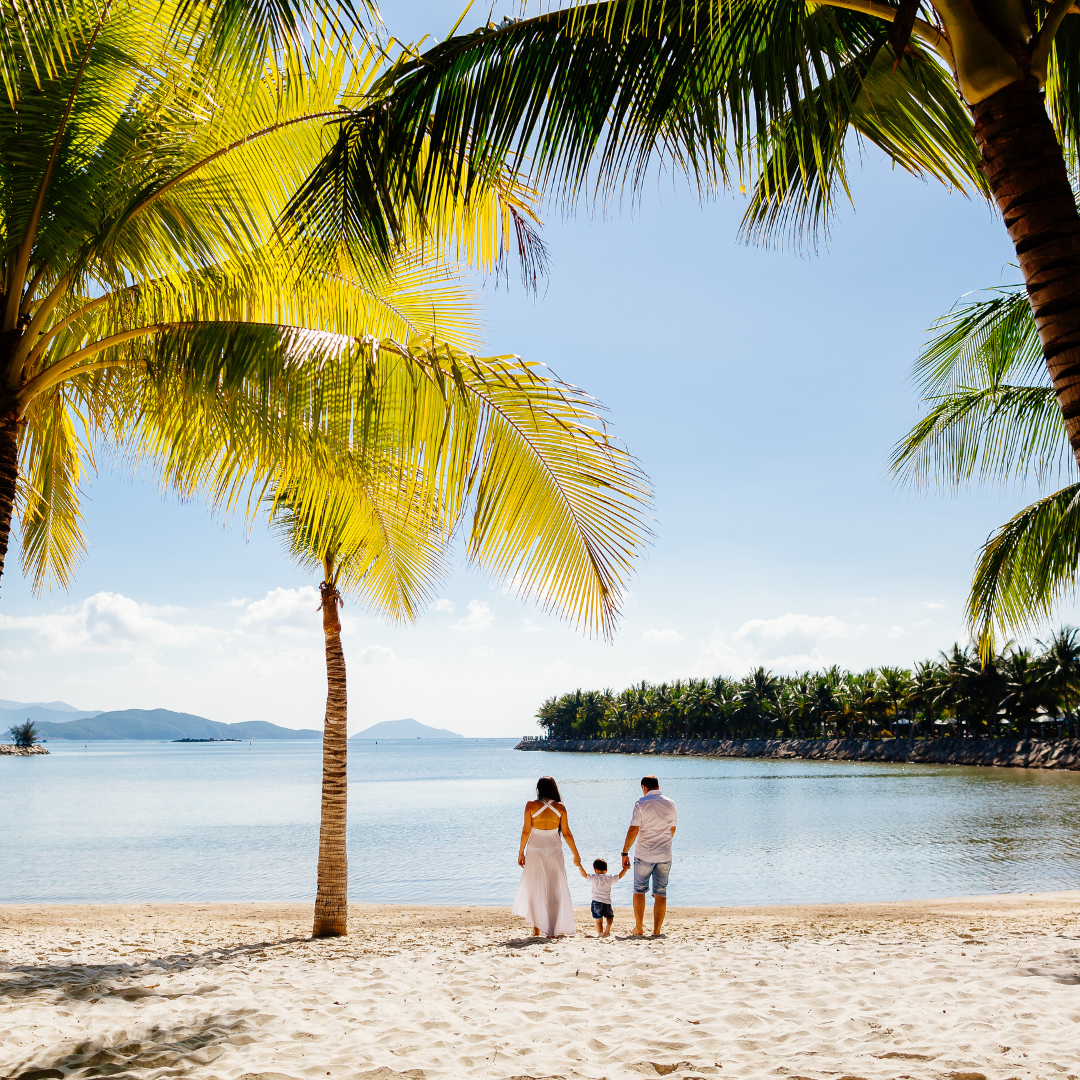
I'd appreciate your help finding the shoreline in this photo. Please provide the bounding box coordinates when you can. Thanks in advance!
[4,888,1080,920]
[3,894,1078,1080]
[517,734,1080,769]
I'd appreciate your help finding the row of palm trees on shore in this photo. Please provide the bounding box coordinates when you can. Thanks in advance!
[537,631,1080,743]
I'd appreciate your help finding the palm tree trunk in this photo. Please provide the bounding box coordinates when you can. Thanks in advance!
[312,567,348,938]
[0,404,17,591]
[972,80,1080,467]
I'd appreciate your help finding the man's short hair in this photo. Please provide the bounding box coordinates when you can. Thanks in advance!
[641,775,660,791]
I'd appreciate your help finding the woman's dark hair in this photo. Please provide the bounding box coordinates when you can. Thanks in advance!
[536,776,562,802]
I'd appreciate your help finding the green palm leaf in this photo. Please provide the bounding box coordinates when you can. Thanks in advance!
[295,0,993,254]
[969,482,1080,657]
[891,384,1068,491]
[890,286,1071,490]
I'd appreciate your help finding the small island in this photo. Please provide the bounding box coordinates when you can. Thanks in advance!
[173,738,242,743]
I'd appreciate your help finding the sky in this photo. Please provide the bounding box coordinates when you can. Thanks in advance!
[0,1,1072,736]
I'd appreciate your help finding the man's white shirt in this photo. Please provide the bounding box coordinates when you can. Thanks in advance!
[630,791,678,862]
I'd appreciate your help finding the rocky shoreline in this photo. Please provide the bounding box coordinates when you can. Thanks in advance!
[0,744,49,756]
[515,735,1080,769]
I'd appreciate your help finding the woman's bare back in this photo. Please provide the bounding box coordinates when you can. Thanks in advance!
[526,798,563,830]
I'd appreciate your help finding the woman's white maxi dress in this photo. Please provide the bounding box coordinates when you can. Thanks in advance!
[512,800,576,937]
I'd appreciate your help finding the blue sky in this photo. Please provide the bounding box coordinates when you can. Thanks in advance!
[0,2,1068,735]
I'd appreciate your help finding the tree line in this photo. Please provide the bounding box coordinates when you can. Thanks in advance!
[536,631,1080,742]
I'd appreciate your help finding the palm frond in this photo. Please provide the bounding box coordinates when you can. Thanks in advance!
[891,386,1069,490]
[98,331,651,636]
[890,284,1070,490]
[296,0,982,254]
[969,482,1080,658]
[17,386,92,592]
[1,20,651,639]
[273,468,452,624]
[1046,16,1080,173]
[912,287,1045,397]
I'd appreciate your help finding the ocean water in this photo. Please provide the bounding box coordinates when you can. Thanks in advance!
[2,738,1080,906]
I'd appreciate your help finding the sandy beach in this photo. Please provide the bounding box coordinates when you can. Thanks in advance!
[1,894,1078,1080]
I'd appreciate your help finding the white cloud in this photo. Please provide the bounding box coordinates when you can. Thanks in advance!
[238,586,320,628]
[887,625,907,639]
[357,644,396,665]
[919,600,945,610]
[471,645,496,662]
[452,599,494,633]
[0,591,215,654]
[429,598,455,614]
[543,658,572,680]
[699,612,850,674]
[735,611,846,652]
[642,628,683,643]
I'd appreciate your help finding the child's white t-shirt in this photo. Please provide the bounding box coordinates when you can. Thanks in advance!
[586,872,619,903]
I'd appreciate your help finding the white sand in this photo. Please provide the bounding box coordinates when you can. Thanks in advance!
[2,895,1079,1080]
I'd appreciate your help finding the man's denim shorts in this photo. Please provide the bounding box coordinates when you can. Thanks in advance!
[633,858,671,897]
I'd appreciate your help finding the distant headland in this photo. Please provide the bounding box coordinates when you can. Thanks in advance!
[1,700,321,741]
[350,718,463,740]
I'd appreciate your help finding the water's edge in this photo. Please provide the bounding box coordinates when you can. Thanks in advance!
[515,736,1080,770]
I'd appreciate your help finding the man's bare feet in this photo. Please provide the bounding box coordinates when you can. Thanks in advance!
[630,927,645,936]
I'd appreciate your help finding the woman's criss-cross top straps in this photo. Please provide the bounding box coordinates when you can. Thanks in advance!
[531,798,559,819]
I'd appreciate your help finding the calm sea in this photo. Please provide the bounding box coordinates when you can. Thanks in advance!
[3,739,1080,905]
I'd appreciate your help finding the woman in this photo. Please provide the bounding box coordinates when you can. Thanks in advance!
[512,775,581,937]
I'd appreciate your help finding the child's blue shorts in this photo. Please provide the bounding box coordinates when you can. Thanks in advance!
[591,900,615,920]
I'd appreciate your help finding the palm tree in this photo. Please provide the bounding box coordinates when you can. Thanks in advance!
[841,669,881,737]
[0,4,543,593]
[879,666,914,737]
[268,334,650,936]
[781,675,815,738]
[1037,626,1080,737]
[909,659,945,737]
[809,672,842,738]
[574,689,611,738]
[1001,646,1053,737]
[292,1,1080,480]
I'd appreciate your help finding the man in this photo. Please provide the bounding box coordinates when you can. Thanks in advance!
[620,774,677,937]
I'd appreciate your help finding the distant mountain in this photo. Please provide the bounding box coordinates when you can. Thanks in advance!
[0,701,103,726]
[350,718,463,740]
[23,708,321,741]
[0,698,92,713]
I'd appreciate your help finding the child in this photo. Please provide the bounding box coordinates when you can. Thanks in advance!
[577,857,628,936]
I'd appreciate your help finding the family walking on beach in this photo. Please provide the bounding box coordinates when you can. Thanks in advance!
[512,774,677,938]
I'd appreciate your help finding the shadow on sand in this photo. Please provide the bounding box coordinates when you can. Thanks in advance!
[1,1015,248,1080]
[0,936,308,1004]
